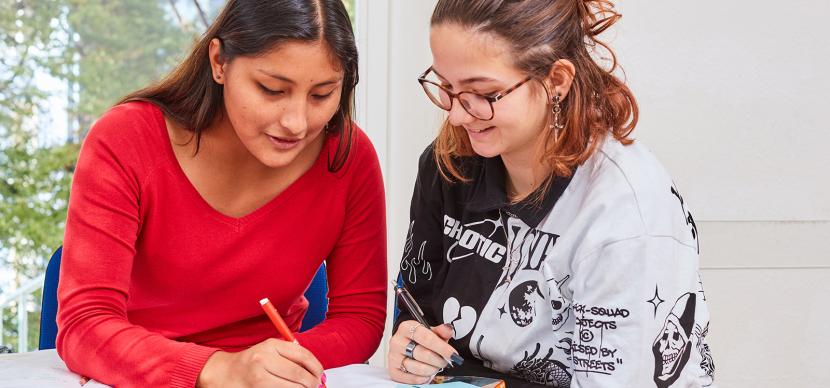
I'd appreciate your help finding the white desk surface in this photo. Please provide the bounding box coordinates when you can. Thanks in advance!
[0,349,401,388]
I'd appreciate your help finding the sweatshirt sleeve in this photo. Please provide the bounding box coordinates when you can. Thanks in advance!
[294,129,388,368]
[393,145,447,331]
[567,235,712,388]
[56,107,219,388]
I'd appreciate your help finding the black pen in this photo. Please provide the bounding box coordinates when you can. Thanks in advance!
[393,281,431,328]
[392,281,465,367]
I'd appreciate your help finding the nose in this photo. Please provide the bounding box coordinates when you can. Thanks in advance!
[278,97,309,136]
[447,98,476,127]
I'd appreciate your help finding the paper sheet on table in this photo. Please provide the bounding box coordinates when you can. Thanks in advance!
[0,349,414,388]
[0,349,108,388]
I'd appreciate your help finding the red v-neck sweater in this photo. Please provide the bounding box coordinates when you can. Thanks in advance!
[56,102,387,387]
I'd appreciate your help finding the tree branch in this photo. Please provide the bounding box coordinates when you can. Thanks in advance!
[167,0,186,29]
[191,0,209,29]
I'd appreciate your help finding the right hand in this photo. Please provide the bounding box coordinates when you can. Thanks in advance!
[388,320,459,384]
[197,338,324,388]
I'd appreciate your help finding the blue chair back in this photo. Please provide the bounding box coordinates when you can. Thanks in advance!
[38,247,62,350]
[300,263,328,332]
[39,247,328,349]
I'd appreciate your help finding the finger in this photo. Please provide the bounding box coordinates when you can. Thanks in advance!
[431,323,454,342]
[388,357,434,385]
[391,334,448,369]
[406,321,459,365]
[401,355,442,378]
[261,356,320,388]
[412,340,449,369]
[273,340,325,379]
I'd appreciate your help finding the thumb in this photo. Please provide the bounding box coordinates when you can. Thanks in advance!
[431,323,454,342]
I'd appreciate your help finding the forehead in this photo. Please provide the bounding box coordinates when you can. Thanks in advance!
[239,40,344,80]
[429,23,521,83]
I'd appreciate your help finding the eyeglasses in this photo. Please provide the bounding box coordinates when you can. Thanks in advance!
[418,67,532,121]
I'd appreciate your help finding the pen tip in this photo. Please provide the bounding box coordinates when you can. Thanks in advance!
[259,298,270,305]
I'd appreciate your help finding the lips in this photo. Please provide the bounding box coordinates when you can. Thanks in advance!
[266,134,302,150]
[465,126,495,141]
[465,126,494,133]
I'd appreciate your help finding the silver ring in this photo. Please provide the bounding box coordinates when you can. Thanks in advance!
[404,340,418,359]
[408,323,419,340]
[399,356,409,373]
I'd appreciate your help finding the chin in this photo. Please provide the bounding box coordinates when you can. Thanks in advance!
[257,149,302,168]
[469,142,503,159]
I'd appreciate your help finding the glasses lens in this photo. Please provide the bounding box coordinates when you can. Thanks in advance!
[459,93,493,120]
[421,82,452,110]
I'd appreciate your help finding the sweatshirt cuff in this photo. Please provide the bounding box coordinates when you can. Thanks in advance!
[170,343,220,388]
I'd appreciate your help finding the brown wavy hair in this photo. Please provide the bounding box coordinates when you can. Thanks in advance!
[431,0,638,193]
[119,0,357,172]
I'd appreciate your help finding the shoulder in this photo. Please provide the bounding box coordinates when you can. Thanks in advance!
[574,136,698,252]
[87,101,164,141]
[328,122,385,190]
[79,101,168,169]
[82,101,167,159]
[344,122,374,160]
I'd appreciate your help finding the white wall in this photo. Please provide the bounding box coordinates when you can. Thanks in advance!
[357,1,830,386]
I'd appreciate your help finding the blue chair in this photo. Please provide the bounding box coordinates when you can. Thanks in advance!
[38,247,62,350]
[38,247,329,350]
[300,264,328,332]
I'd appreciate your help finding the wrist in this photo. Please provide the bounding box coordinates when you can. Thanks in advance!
[197,351,229,388]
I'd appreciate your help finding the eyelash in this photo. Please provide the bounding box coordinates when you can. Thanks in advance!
[259,84,333,100]
[259,84,283,96]
[312,92,334,100]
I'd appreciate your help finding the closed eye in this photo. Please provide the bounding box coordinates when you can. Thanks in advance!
[258,84,284,96]
[312,92,334,100]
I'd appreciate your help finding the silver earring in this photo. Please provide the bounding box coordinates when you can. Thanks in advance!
[550,94,565,138]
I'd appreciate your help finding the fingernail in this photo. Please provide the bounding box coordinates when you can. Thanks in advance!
[450,353,465,366]
[321,372,327,384]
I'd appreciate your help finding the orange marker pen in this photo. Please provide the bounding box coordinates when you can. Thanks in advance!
[260,298,327,388]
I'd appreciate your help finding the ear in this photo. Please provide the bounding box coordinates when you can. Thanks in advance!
[208,38,227,84]
[545,59,576,101]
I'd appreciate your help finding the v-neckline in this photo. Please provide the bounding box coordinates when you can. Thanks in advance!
[153,105,328,227]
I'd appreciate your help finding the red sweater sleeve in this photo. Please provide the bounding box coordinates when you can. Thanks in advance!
[294,129,388,367]
[56,108,218,388]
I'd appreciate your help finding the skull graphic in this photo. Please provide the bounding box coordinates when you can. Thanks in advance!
[652,293,696,388]
[509,280,544,327]
[549,275,571,331]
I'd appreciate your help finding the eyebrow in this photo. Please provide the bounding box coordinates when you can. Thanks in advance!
[257,69,342,87]
[432,68,499,86]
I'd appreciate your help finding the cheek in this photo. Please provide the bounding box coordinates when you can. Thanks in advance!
[495,99,548,139]
[304,94,344,133]
[224,83,270,130]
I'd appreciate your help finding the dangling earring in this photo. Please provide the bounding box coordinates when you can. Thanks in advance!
[550,94,564,139]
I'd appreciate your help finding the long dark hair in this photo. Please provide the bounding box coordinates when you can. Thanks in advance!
[431,0,638,189]
[119,0,358,171]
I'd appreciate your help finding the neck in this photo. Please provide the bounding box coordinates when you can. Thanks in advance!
[501,144,549,202]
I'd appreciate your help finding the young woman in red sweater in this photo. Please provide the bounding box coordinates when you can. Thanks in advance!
[56,1,387,387]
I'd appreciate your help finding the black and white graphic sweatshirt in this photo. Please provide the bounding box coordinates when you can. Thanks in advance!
[395,137,715,388]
